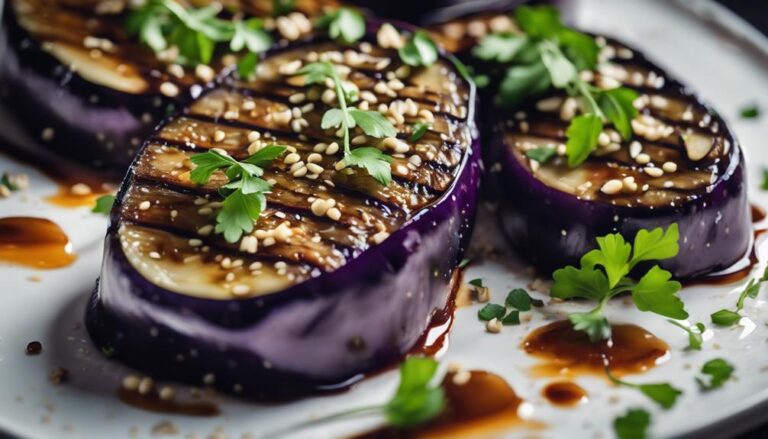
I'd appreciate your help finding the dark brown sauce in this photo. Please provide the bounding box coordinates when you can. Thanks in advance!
[522,320,669,377]
[118,388,219,417]
[413,268,462,357]
[0,217,76,268]
[353,370,543,438]
[542,381,588,407]
[751,203,766,223]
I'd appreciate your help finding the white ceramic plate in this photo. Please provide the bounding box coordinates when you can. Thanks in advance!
[1,0,767,437]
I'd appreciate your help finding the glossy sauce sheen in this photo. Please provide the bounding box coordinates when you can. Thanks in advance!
[46,185,111,208]
[542,381,588,407]
[355,370,541,438]
[0,217,76,268]
[117,388,219,417]
[522,320,669,377]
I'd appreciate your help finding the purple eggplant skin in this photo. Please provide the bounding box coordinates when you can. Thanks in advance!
[0,1,192,172]
[492,40,750,280]
[85,38,481,399]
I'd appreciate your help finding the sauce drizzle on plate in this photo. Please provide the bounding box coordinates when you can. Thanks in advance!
[0,217,76,268]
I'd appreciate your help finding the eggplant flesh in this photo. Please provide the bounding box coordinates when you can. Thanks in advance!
[489,38,749,279]
[86,32,480,398]
[0,0,336,171]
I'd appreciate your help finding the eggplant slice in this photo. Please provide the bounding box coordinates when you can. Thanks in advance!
[0,0,337,171]
[489,37,749,279]
[86,30,480,398]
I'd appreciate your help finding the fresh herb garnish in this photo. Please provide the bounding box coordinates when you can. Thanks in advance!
[272,0,295,16]
[399,31,439,67]
[668,320,705,351]
[607,368,682,409]
[189,146,286,242]
[315,7,365,44]
[551,224,687,341]
[297,61,396,185]
[468,278,484,287]
[762,169,768,190]
[127,0,271,72]
[614,408,651,439]
[710,265,768,326]
[92,194,116,215]
[410,122,430,142]
[0,173,20,192]
[478,288,540,326]
[458,258,471,269]
[740,104,760,119]
[292,356,445,431]
[525,146,557,163]
[696,358,734,391]
[474,6,639,167]
[478,303,506,321]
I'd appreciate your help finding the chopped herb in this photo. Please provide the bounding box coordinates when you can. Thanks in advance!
[607,368,682,409]
[316,7,365,44]
[296,62,395,185]
[762,169,768,190]
[478,303,506,321]
[468,278,483,287]
[127,0,272,66]
[551,224,687,341]
[505,288,533,311]
[399,31,438,67]
[0,173,19,191]
[614,408,651,439]
[290,356,445,431]
[272,0,295,16]
[237,52,259,80]
[474,5,638,167]
[668,320,705,351]
[410,122,430,141]
[525,146,557,163]
[740,104,760,119]
[502,310,521,325]
[710,265,768,326]
[189,146,286,242]
[458,258,471,269]
[696,358,734,390]
[92,194,116,215]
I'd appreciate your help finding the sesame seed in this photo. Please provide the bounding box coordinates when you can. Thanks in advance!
[452,370,472,386]
[138,200,151,210]
[213,130,226,142]
[486,318,502,333]
[232,284,251,296]
[159,81,179,97]
[635,153,651,165]
[122,375,140,391]
[644,167,664,177]
[326,207,341,221]
[198,224,214,236]
[600,179,624,195]
[662,161,678,173]
[70,183,92,196]
[138,377,154,394]
[159,386,175,401]
[372,231,389,244]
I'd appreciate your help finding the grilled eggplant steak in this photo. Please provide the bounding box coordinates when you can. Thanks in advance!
[491,38,749,279]
[86,29,480,398]
[0,0,336,171]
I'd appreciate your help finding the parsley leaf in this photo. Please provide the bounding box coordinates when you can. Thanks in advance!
[711,265,768,326]
[614,408,651,439]
[478,303,506,321]
[272,0,295,16]
[472,34,529,63]
[189,147,285,242]
[399,31,438,67]
[515,5,562,38]
[0,173,20,191]
[498,61,551,108]
[384,357,446,428]
[597,87,639,140]
[230,19,271,53]
[696,358,734,390]
[346,147,393,186]
[505,288,533,311]
[237,52,259,81]
[525,146,557,163]
[762,169,768,190]
[740,104,760,119]
[316,7,365,44]
[668,320,705,351]
[710,309,740,326]
[92,194,116,215]
[608,368,682,409]
[410,122,430,142]
[468,278,483,287]
[565,114,603,167]
[458,258,471,269]
[348,109,398,138]
[551,225,686,341]
[502,310,521,325]
[539,41,577,88]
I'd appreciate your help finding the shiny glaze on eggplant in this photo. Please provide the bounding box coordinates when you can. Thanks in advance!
[87,29,481,399]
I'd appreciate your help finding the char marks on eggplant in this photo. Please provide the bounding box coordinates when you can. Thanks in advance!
[87,30,480,398]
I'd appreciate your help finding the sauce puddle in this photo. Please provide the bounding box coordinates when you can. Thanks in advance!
[0,217,76,268]
[118,388,219,417]
[522,320,669,377]
[46,184,112,208]
[542,381,588,407]
[354,370,543,438]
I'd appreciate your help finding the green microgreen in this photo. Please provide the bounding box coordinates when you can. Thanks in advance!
[710,265,768,326]
[272,0,295,16]
[0,173,20,192]
[614,408,651,439]
[696,358,734,391]
[296,61,395,185]
[525,146,557,163]
[606,367,682,409]
[551,224,687,341]
[91,194,116,215]
[478,303,506,321]
[315,7,365,44]
[458,258,471,269]
[127,0,271,75]
[477,288,541,327]
[762,169,768,190]
[667,320,705,351]
[189,146,286,243]
[410,122,430,142]
[399,31,439,67]
[468,278,484,287]
[473,5,639,167]
[740,104,760,119]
